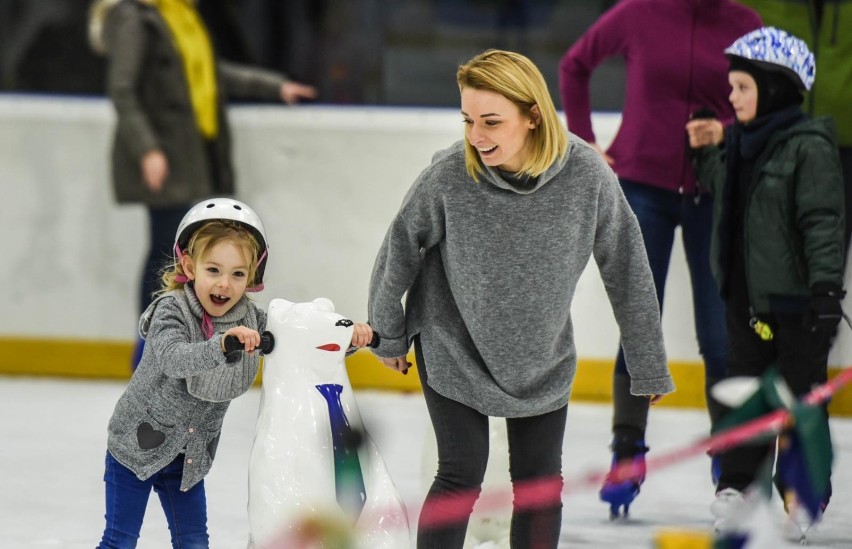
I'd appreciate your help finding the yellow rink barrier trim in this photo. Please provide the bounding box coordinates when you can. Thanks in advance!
[653,528,713,549]
[2,337,851,417]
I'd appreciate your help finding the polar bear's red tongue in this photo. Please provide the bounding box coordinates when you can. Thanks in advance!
[316,343,340,352]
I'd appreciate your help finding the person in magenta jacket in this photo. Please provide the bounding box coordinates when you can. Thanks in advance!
[559,0,761,518]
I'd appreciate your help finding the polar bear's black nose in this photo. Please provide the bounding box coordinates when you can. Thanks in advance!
[335,319,354,327]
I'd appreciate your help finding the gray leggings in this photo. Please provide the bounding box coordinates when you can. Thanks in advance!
[414,337,567,549]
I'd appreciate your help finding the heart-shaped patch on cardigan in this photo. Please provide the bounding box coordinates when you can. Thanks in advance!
[137,422,166,450]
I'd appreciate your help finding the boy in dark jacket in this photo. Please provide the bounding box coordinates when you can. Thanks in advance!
[687,27,845,533]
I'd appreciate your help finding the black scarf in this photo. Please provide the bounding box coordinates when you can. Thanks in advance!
[736,105,807,160]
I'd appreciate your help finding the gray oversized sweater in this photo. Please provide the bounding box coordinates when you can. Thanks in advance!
[106,285,266,491]
[368,137,675,417]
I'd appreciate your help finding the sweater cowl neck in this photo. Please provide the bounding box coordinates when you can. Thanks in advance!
[138,285,250,339]
[479,139,571,194]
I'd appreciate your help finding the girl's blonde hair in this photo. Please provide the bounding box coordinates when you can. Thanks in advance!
[456,49,568,181]
[159,220,261,295]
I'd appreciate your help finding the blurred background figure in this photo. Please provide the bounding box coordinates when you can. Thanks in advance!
[0,0,105,94]
[0,2,623,109]
[88,0,317,368]
[558,0,761,518]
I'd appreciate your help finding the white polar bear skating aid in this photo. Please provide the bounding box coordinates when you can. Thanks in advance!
[247,298,410,548]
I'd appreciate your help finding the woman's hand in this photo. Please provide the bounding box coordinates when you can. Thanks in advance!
[378,356,411,375]
[221,326,261,353]
[590,142,615,167]
[349,323,374,348]
[141,149,168,193]
[686,119,724,149]
[280,81,318,105]
[649,394,664,405]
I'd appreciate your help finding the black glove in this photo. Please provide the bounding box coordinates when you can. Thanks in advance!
[804,282,846,332]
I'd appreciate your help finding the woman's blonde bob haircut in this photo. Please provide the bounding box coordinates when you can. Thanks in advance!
[457,49,568,181]
[158,220,260,295]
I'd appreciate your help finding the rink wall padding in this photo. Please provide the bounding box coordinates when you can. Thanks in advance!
[3,97,852,417]
[2,338,851,417]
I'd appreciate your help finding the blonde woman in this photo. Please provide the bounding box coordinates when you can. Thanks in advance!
[368,49,674,548]
[89,0,316,369]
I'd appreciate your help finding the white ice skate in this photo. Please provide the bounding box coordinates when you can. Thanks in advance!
[711,488,749,532]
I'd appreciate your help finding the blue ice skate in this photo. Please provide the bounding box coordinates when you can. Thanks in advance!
[599,436,648,519]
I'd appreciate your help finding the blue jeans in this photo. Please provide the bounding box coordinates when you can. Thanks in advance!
[97,451,209,549]
[613,180,727,429]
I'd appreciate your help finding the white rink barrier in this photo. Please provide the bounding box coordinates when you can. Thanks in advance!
[1,94,850,369]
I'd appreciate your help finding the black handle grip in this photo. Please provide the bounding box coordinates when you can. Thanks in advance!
[223,331,275,364]
[223,335,243,354]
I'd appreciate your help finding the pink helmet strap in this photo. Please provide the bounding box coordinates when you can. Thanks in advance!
[246,250,268,292]
[174,243,190,283]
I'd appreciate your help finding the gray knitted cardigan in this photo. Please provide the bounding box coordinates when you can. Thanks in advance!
[368,137,675,417]
[106,285,266,491]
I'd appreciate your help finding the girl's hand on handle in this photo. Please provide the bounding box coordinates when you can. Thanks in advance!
[141,149,168,193]
[379,356,411,375]
[649,394,664,405]
[221,326,261,354]
[349,323,374,348]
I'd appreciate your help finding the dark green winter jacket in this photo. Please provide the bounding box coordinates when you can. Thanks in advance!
[738,0,852,148]
[694,116,845,314]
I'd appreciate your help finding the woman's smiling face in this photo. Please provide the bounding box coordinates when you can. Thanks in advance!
[461,87,537,173]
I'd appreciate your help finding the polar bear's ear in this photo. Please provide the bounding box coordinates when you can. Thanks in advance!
[269,298,295,314]
[312,297,335,312]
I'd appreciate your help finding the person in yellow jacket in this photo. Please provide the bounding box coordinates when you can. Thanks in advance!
[88,0,316,369]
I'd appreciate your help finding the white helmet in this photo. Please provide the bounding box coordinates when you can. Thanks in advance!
[175,198,269,287]
[725,26,815,91]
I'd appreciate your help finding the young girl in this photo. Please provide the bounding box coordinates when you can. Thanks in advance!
[97,197,373,548]
[687,27,845,531]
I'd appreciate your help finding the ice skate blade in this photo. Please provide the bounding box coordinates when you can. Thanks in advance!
[783,522,809,546]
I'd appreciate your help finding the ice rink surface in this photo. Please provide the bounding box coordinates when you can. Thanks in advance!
[2,376,851,548]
